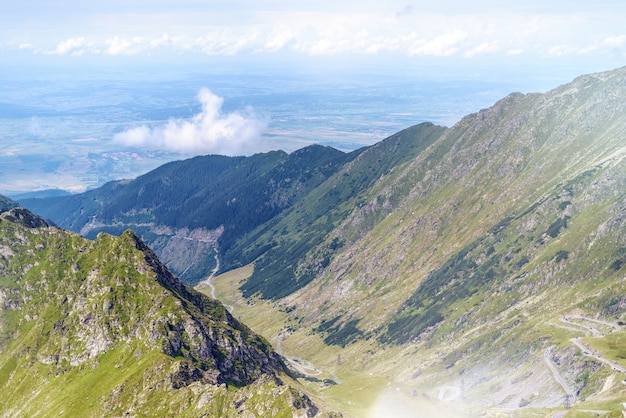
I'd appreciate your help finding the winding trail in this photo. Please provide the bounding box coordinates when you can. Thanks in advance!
[571,338,626,375]
[200,252,234,312]
[201,253,220,298]
[544,348,576,405]
[201,258,340,384]
[285,356,323,377]
[560,316,626,374]
[272,333,342,384]
[545,315,625,410]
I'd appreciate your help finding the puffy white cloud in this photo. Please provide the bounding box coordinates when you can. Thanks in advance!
[601,35,626,48]
[46,37,89,56]
[263,29,297,52]
[545,34,626,57]
[113,88,267,155]
[106,36,134,55]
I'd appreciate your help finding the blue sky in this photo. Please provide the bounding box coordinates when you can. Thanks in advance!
[3,0,626,76]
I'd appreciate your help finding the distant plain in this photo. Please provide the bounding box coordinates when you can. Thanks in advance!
[0,68,565,195]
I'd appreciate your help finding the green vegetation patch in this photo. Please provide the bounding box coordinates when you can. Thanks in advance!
[315,317,365,347]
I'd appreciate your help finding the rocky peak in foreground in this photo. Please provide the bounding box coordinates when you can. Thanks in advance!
[0,200,326,417]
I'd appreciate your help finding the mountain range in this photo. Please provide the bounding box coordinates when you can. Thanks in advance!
[13,66,626,416]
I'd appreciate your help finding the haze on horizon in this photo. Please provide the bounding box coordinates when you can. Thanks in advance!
[1,0,625,194]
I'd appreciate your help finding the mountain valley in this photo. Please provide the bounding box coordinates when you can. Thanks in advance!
[12,66,626,416]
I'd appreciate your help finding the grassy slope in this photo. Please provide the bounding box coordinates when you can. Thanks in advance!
[0,211,326,417]
[229,122,446,299]
[205,68,626,416]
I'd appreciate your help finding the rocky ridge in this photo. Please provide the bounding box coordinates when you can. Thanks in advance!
[0,202,326,417]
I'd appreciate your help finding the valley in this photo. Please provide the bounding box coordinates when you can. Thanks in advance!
[199,263,626,417]
[8,66,626,416]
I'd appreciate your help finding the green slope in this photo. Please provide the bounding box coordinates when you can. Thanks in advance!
[226,122,446,299]
[0,195,19,212]
[0,202,326,417]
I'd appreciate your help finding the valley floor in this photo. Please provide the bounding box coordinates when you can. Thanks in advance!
[196,265,626,418]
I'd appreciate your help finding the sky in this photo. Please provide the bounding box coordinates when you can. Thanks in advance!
[2,0,625,73]
[2,1,626,193]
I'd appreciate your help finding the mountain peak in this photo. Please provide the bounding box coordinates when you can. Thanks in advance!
[0,211,325,416]
[0,206,52,228]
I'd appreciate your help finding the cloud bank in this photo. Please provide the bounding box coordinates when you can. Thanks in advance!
[9,3,625,61]
[113,88,267,155]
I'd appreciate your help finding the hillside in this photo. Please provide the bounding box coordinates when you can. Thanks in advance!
[0,195,19,212]
[21,145,354,285]
[0,200,327,417]
[224,122,446,298]
[202,67,626,415]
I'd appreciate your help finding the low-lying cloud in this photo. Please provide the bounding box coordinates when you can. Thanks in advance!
[113,88,267,155]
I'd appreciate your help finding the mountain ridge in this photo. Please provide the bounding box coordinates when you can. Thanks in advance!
[0,199,329,417]
[20,144,355,285]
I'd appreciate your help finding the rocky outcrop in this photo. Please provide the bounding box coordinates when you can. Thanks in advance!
[0,206,322,416]
[0,207,52,228]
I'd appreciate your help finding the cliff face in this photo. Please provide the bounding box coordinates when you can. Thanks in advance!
[0,204,322,417]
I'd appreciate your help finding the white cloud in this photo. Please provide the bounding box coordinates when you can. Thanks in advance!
[46,37,89,56]
[408,30,467,57]
[106,36,132,55]
[106,36,146,55]
[7,3,626,64]
[263,30,297,52]
[150,33,171,48]
[464,41,501,57]
[601,35,626,48]
[544,34,626,57]
[113,88,267,155]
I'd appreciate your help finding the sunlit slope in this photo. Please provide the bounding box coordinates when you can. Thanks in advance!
[0,202,325,417]
[232,67,626,410]
[223,122,446,298]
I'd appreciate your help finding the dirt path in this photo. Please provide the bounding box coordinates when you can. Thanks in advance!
[560,316,625,375]
[200,252,234,312]
[544,348,576,404]
[544,315,625,410]
[200,253,220,298]
[272,332,342,383]
[571,338,626,375]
